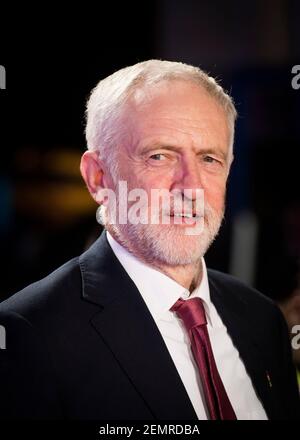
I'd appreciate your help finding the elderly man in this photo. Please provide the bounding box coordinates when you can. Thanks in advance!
[0,60,299,420]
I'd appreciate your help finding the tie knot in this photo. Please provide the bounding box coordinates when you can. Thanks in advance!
[170,297,207,331]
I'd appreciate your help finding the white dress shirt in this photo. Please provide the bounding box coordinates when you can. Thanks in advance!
[106,231,268,420]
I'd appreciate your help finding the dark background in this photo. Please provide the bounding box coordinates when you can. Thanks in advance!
[0,0,299,303]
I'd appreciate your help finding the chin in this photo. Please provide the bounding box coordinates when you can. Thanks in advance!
[125,223,215,266]
[154,233,212,266]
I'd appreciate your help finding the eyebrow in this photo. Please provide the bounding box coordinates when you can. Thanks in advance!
[141,143,228,161]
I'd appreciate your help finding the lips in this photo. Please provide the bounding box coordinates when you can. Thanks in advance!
[169,212,198,218]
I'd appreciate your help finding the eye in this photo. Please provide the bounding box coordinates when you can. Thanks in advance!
[203,155,224,167]
[149,153,166,161]
[203,155,218,163]
[201,155,225,172]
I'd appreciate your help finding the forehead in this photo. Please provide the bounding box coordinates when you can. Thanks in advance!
[124,80,230,152]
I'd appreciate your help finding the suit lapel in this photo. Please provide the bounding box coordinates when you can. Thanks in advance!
[79,232,198,420]
[208,274,275,419]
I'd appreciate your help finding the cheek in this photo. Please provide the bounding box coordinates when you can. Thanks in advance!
[203,179,226,210]
[135,170,174,192]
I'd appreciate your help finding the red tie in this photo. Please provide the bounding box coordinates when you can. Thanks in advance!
[170,297,237,420]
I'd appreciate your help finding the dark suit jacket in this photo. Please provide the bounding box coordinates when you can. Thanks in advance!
[0,232,299,420]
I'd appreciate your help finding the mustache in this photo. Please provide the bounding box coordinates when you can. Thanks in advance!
[155,195,208,217]
[155,202,219,219]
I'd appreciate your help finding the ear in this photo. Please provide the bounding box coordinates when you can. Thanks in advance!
[80,150,106,204]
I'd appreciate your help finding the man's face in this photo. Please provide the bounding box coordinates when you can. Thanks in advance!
[107,80,232,266]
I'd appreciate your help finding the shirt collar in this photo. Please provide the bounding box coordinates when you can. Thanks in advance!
[106,231,213,325]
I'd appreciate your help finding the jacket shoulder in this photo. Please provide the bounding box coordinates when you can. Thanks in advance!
[207,268,276,312]
[0,257,81,319]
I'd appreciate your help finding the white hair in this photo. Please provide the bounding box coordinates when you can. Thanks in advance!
[85,59,237,176]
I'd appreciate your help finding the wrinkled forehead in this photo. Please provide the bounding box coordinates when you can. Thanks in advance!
[120,80,231,151]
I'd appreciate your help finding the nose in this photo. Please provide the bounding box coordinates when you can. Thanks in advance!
[170,155,204,201]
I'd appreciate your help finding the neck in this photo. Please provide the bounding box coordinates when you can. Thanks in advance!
[154,260,203,293]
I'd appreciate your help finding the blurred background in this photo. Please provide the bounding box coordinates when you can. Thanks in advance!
[0,1,299,366]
